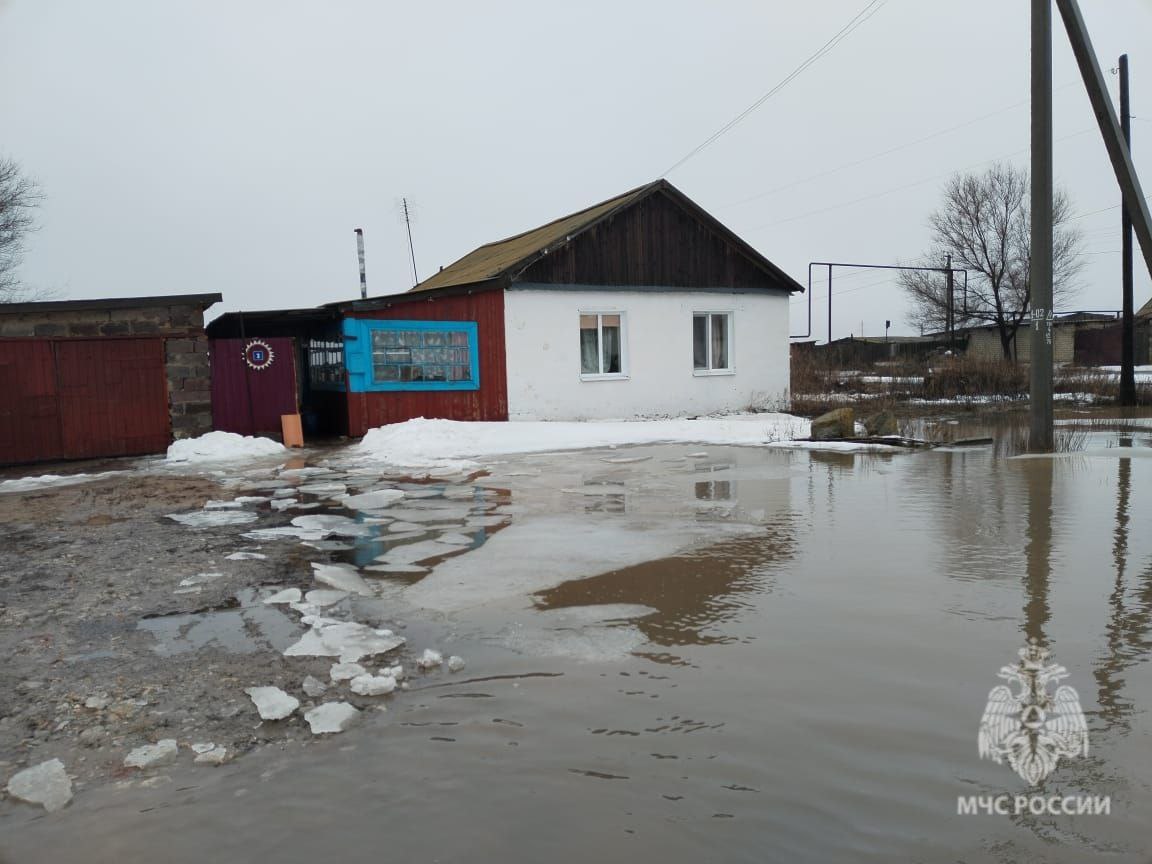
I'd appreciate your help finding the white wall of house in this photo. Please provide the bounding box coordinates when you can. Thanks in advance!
[503,286,791,421]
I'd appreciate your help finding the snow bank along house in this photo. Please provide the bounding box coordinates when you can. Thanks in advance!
[206,180,803,438]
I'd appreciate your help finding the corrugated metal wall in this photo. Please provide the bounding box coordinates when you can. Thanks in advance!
[210,337,299,437]
[344,288,507,436]
[0,338,171,465]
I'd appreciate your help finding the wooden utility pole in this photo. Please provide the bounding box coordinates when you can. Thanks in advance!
[1031,0,1054,452]
[1119,54,1136,406]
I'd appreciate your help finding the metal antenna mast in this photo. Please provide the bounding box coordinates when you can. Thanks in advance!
[401,197,419,287]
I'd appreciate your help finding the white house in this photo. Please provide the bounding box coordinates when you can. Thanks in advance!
[208,180,803,435]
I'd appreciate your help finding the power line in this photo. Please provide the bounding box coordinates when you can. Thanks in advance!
[660,0,887,178]
[753,128,1095,230]
[723,83,1079,209]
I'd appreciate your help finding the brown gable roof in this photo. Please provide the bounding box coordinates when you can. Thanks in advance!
[408,179,802,294]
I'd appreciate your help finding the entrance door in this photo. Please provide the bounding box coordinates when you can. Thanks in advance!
[210,337,299,437]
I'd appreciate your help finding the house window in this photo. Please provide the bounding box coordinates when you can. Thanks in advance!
[342,319,480,392]
[693,312,732,373]
[307,338,346,391]
[579,312,626,378]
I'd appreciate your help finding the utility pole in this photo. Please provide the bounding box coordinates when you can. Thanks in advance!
[945,253,955,350]
[401,197,419,287]
[1030,0,1054,451]
[1119,54,1136,406]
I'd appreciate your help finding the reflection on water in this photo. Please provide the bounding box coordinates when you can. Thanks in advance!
[7,422,1152,864]
[535,525,796,654]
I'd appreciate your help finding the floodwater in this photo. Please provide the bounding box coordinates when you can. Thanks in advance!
[5,420,1152,863]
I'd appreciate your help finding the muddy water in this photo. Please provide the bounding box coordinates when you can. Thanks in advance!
[5,426,1152,863]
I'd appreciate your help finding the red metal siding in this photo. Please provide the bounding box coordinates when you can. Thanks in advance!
[345,288,507,436]
[54,340,171,459]
[0,340,63,464]
[0,338,170,465]
[210,337,300,437]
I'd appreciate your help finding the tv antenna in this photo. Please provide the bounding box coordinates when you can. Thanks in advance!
[396,197,420,287]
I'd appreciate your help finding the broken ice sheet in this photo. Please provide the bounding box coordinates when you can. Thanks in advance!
[167,510,258,528]
[124,739,179,769]
[179,572,224,588]
[226,551,267,561]
[245,686,299,720]
[6,758,72,812]
[263,588,303,605]
[311,562,374,596]
[284,621,405,663]
[339,489,405,510]
[304,702,360,734]
[291,514,374,537]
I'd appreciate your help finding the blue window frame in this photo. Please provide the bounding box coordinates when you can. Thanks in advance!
[343,318,480,392]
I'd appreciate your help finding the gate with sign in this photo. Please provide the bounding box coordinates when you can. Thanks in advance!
[210,337,299,437]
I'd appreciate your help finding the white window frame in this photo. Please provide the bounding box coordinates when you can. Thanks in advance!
[579,310,629,381]
[692,311,734,376]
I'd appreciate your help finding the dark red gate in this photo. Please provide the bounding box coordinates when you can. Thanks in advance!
[0,338,171,465]
[210,337,299,438]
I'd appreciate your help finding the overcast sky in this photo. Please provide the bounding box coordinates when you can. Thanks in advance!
[2,0,1150,340]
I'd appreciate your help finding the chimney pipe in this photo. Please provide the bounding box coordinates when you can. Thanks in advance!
[354,228,367,300]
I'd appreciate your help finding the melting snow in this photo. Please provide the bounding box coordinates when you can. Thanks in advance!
[166,431,286,463]
[0,471,121,494]
[167,510,259,528]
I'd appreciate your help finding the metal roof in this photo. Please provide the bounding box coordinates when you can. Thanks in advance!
[405,179,804,295]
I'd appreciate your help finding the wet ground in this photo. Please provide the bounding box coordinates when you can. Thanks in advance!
[2,415,1152,862]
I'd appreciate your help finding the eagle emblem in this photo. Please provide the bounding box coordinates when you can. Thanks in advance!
[978,639,1089,785]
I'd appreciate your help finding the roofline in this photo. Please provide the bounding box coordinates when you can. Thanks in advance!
[337,279,505,312]
[0,293,223,314]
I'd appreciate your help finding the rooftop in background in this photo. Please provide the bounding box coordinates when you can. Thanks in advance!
[0,294,222,314]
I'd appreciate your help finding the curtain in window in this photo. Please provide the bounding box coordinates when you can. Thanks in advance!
[711,314,729,369]
[601,314,621,373]
[580,315,599,374]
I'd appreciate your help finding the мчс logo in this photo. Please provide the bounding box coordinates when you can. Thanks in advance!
[978,639,1089,785]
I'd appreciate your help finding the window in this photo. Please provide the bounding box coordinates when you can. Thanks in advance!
[693,312,732,373]
[342,319,480,392]
[307,339,346,391]
[579,313,626,378]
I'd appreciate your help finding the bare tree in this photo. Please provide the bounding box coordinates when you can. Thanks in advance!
[899,163,1082,360]
[0,156,44,302]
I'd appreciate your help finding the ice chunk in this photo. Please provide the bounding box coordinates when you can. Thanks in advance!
[349,673,396,696]
[447,655,466,673]
[270,498,298,511]
[291,514,374,537]
[329,661,366,683]
[378,540,462,566]
[305,589,349,607]
[384,664,404,680]
[242,526,328,542]
[416,649,443,669]
[435,533,474,546]
[124,739,179,769]
[340,489,405,510]
[302,675,328,698]
[226,551,267,561]
[193,746,228,765]
[304,702,360,734]
[311,562,374,596]
[263,588,302,605]
[6,758,72,812]
[284,621,405,663]
[296,482,348,496]
[235,496,270,504]
[301,540,355,552]
[179,572,223,588]
[244,686,299,720]
[204,500,244,510]
[167,510,258,528]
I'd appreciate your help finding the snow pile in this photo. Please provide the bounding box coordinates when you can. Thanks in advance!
[166,431,286,463]
[357,415,811,470]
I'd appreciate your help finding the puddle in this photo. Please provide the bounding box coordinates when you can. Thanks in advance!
[137,589,302,657]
